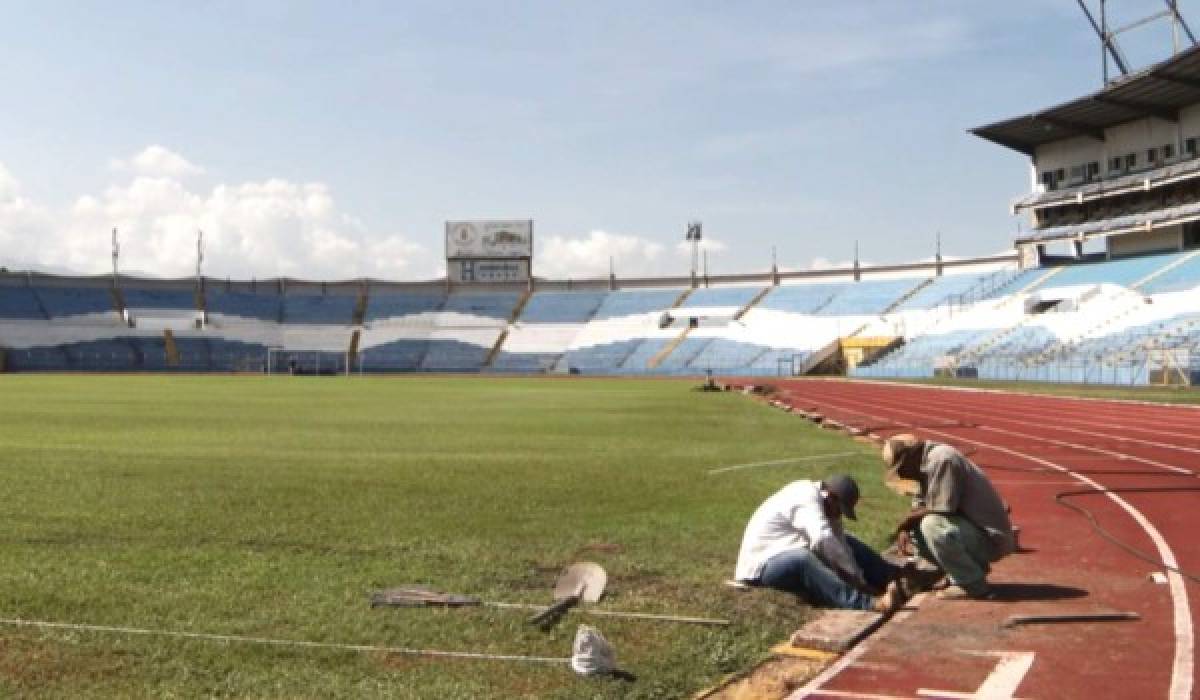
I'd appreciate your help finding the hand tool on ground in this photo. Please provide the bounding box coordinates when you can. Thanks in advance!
[371,564,730,627]
[527,562,607,628]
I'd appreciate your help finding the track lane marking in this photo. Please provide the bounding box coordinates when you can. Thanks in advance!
[783,388,1194,700]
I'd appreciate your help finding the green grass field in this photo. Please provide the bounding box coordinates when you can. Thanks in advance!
[0,375,906,699]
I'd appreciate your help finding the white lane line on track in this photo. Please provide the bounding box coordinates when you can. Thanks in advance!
[890,399,1200,458]
[849,392,1197,476]
[787,392,1194,700]
[707,451,861,475]
[789,595,926,699]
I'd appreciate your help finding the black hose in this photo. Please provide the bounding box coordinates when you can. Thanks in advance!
[1054,486,1200,585]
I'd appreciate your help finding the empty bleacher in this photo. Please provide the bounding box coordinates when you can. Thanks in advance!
[517,291,607,323]
[122,288,196,311]
[33,286,115,318]
[758,283,844,314]
[0,287,47,319]
[207,291,283,322]
[364,292,445,322]
[818,278,922,316]
[442,292,522,321]
[591,289,680,320]
[3,251,1198,381]
[282,294,357,325]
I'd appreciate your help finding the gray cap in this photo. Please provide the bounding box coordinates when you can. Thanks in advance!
[822,474,860,521]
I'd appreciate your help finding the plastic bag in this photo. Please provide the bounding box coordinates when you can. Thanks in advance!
[570,624,616,676]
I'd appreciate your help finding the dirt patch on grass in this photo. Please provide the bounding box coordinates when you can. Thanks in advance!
[696,655,827,699]
[0,634,132,689]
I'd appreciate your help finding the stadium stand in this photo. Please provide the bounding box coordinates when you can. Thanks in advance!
[3,244,1198,382]
[122,288,196,311]
[516,291,607,323]
[206,290,283,322]
[282,294,357,325]
[33,286,115,318]
[0,286,47,319]
[590,289,680,320]
[364,292,445,322]
[817,278,922,316]
[442,291,522,320]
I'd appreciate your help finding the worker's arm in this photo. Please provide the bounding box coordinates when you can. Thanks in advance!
[895,507,931,535]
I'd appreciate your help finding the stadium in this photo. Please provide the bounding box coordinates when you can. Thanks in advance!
[2,4,1200,700]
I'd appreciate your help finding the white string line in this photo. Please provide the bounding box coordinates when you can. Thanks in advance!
[0,617,571,665]
[707,451,862,475]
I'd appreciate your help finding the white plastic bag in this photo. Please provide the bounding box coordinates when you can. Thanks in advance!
[570,624,616,676]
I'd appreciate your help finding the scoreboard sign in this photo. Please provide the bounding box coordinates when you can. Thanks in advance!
[445,220,532,259]
[445,220,533,284]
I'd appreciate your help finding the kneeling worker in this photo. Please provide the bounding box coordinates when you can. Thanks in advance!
[883,434,1014,599]
[733,475,905,614]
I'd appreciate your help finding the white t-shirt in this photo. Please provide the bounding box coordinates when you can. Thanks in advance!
[734,480,864,585]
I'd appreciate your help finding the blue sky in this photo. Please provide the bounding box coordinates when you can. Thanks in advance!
[0,1,1191,280]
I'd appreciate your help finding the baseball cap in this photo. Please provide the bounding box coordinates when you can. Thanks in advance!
[881,433,921,470]
[822,474,860,521]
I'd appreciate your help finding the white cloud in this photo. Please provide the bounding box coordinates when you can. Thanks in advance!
[674,237,727,256]
[538,230,666,279]
[0,151,433,280]
[110,145,205,178]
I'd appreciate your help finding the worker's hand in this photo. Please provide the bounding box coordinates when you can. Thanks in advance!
[895,529,913,556]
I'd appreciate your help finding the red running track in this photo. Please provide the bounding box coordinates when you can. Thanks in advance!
[759,380,1200,700]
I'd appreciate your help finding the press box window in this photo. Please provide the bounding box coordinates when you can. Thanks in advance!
[1187,138,1198,156]
[1125,153,1137,169]
[1163,144,1175,160]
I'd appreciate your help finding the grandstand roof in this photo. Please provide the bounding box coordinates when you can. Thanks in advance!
[972,44,1200,155]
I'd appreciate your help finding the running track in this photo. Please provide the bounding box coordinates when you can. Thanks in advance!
[755,380,1200,700]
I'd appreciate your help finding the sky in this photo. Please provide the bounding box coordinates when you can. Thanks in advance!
[0,1,1192,281]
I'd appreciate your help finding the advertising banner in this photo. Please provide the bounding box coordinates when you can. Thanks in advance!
[446,220,533,259]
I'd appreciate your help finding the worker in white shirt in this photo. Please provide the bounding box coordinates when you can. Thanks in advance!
[733,475,905,614]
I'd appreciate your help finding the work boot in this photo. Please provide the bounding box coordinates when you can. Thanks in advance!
[936,583,993,600]
[872,581,907,616]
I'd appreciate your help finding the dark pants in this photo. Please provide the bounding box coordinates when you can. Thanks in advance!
[758,535,898,610]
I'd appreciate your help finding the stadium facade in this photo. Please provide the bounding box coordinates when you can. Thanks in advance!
[3,49,1200,384]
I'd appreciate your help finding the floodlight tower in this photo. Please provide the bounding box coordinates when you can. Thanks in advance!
[1076,0,1197,84]
[111,228,119,284]
[685,221,702,285]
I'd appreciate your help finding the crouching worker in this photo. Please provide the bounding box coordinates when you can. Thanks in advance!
[882,434,1015,600]
[733,475,905,614]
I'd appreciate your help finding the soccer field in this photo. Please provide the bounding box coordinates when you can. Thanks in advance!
[0,375,905,698]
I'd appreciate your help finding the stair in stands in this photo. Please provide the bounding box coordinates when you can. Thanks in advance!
[508,289,534,323]
[352,288,368,325]
[881,278,933,315]
[481,328,509,368]
[163,330,180,367]
[109,287,127,321]
[733,286,773,321]
[1131,249,1200,290]
[348,329,361,366]
[647,327,691,369]
[796,337,844,375]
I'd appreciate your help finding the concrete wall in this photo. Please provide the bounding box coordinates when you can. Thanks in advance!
[1108,227,1183,257]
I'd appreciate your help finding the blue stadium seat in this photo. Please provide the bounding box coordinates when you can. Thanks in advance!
[364,293,445,322]
[518,291,608,323]
[282,295,356,325]
[591,289,681,320]
[33,286,114,318]
[207,291,283,321]
[0,287,48,319]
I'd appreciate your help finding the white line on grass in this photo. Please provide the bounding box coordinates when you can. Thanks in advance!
[708,451,862,475]
[0,618,572,665]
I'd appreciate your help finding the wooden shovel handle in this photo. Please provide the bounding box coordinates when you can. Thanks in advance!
[526,594,580,626]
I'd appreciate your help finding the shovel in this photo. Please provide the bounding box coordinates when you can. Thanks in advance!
[527,562,608,628]
[371,562,730,628]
